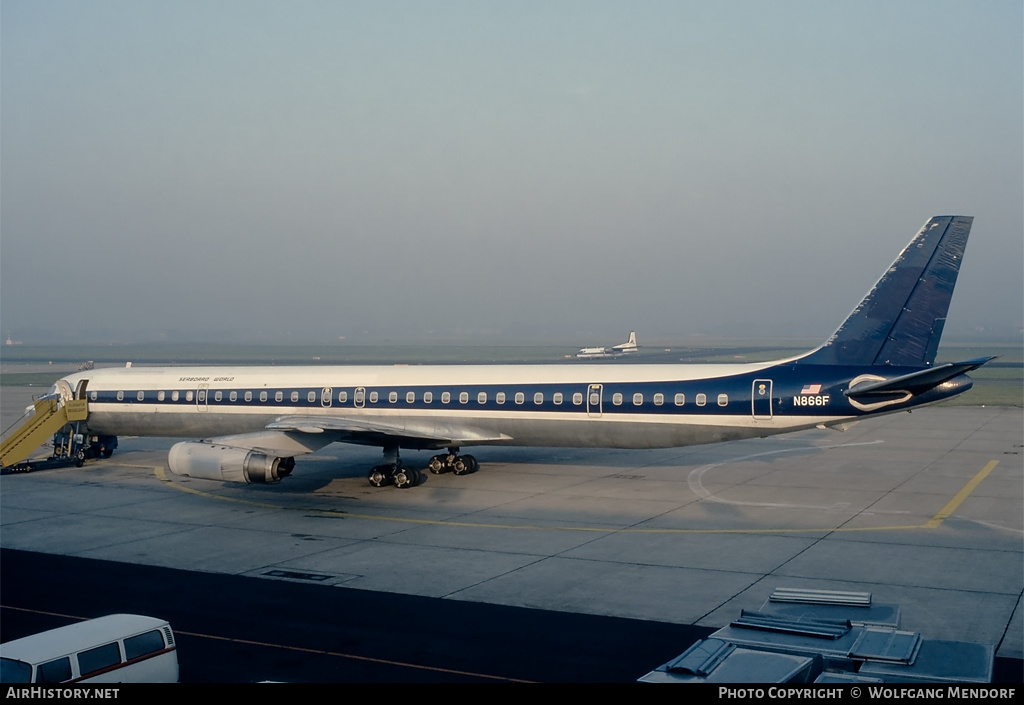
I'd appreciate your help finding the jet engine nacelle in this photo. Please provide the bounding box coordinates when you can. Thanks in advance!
[168,441,283,484]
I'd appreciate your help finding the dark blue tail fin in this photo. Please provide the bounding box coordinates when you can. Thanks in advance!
[798,216,973,367]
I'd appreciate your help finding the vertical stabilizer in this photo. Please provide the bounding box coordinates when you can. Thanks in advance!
[798,216,972,367]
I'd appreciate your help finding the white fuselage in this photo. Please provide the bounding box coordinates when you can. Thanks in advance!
[63,360,847,451]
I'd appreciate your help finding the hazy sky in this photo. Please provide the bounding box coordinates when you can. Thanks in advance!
[2,1,1021,345]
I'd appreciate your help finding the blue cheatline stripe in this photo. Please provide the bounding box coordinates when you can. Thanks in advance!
[83,365,874,418]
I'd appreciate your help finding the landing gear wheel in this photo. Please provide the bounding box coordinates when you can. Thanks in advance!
[75,450,86,468]
[428,455,446,474]
[368,465,393,487]
[452,457,469,475]
[463,455,479,473]
[394,465,417,489]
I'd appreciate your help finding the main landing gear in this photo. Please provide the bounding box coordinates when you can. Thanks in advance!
[366,446,478,489]
[427,448,479,476]
[366,445,422,489]
[367,463,421,489]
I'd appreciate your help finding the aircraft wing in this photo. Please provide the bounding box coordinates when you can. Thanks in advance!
[266,415,513,450]
[193,429,340,458]
[194,416,512,458]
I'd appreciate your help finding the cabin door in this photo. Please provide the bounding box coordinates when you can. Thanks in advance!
[587,384,603,417]
[196,383,209,412]
[752,379,772,419]
[55,379,75,402]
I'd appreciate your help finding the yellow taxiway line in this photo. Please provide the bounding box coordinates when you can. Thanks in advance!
[925,459,1000,529]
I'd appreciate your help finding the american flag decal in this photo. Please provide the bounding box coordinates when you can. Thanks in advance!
[800,384,822,395]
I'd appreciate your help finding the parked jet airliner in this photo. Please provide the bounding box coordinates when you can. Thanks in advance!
[44,216,989,489]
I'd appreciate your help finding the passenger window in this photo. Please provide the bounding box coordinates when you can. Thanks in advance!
[389,391,398,403]
[354,389,364,404]
[477,392,487,404]
[696,393,706,406]
[459,392,469,403]
[654,393,664,406]
[496,392,506,404]
[37,657,72,683]
[78,642,122,677]
[90,391,98,401]
[407,391,416,403]
[197,390,205,402]
[674,393,685,406]
[338,390,348,403]
[612,393,623,406]
[158,391,165,401]
[369,391,379,403]
[214,391,223,402]
[291,391,299,403]
[573,392,583,405]
[423,391,433,403]
[229,391,237,402]
[187,391,195,402]
[244,391,252,402]
[633,393,643,406]
[589,392,599,405]
[441,392,451,404]
[258,391,267,402]
[116,391,124,401]
[515,392,525,405]
[534,392,544,405]
[308,391,317,403]
[718,394,728,407]
[553,392,563,405]
[137,391,145,401]
[172,391,180,402]
[124,630,165,660]
[274,391,283,402]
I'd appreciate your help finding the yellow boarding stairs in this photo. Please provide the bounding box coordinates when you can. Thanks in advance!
[1,393,88,469]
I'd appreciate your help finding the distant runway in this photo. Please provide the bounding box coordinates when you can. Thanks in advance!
[1,393,1021,681]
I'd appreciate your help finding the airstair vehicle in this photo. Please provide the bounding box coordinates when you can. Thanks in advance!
[1,379,115,473]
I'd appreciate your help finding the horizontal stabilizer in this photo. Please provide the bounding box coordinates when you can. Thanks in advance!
[845,357,994,399]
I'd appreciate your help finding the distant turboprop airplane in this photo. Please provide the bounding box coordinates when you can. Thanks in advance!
[576,331,639,359]
[27,216,989,490]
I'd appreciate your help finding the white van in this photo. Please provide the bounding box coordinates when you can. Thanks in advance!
[0,614,178,683]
